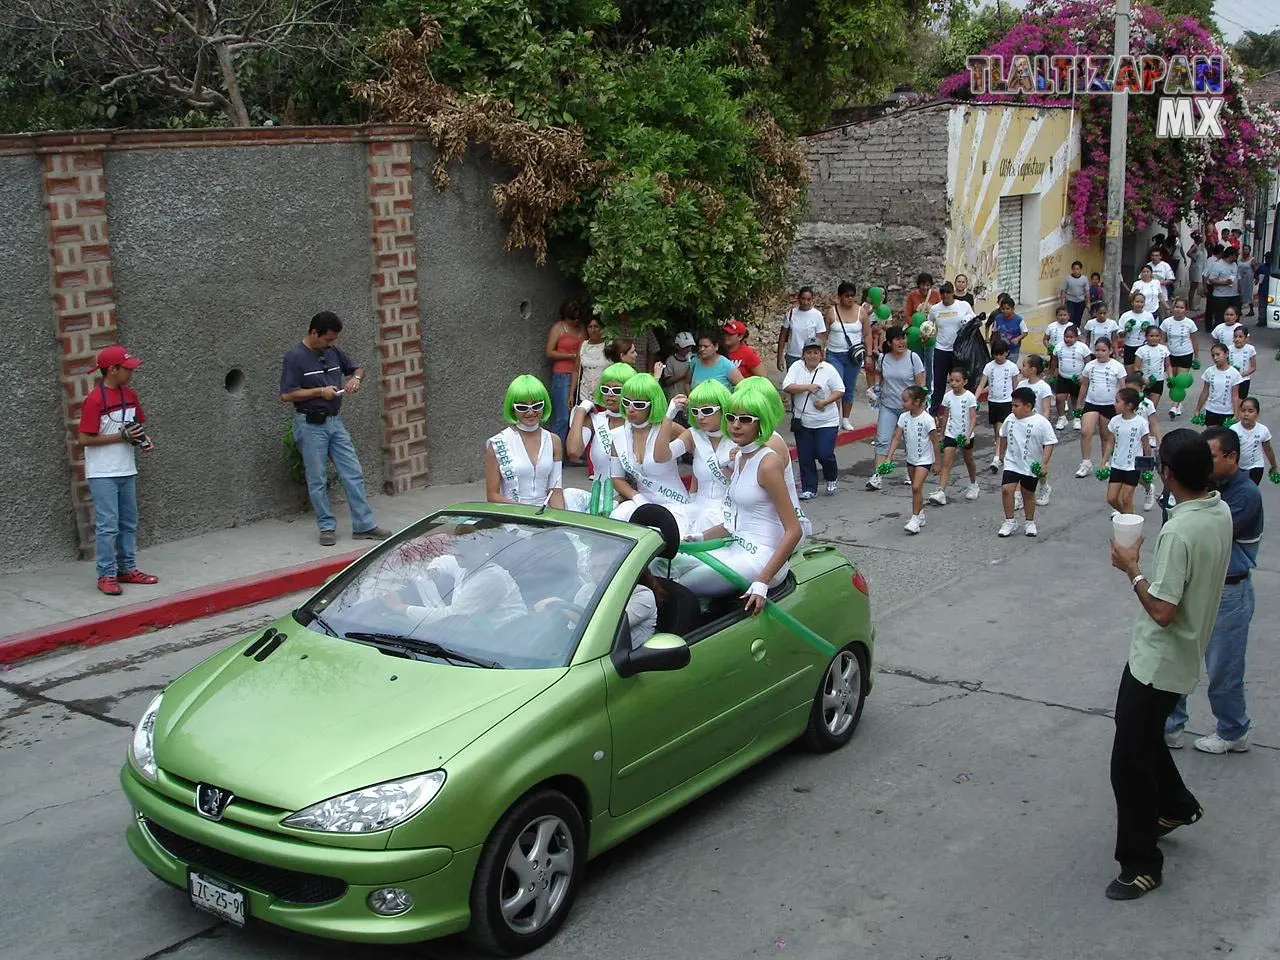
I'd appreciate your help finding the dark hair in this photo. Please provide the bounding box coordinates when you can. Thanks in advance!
[1116,387,1140,410]
[939,281,954,294]
[798,286,815,297]
[1145,323,1161,336]
[1241,396,1261,413]
[948,364,969,382]
[1011,386,1035,405]
[1173,297,1188,308]
[1095,336,1113,349]
[916,273,933,286]
[559,298,582,321]
[695,330,721,348]
[991,338,1009,356]
[1210,341,1227,357]
[1223,246,1238,259]
[884,324,906,345]
[1124,372,1145,387]
[997,294,1015,308]
[1092,301,1107,313]
[309,311,343,336]
[1064,324,1079,337]
[1071,260,1083,268]
[1023,354,1045,374]
[837,281,857,297]
[1090,271,1101,279]
[605,338,638,363]
[904,384,927,405]
[1202,425,1240,460]
[1159,429,1214,491]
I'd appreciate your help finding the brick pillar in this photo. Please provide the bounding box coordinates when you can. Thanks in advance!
[42,139,118,557]
[367,134,429,492]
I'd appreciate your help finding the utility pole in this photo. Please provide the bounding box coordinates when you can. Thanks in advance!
[1103,0,1130,320]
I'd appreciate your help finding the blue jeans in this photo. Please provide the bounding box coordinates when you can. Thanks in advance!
[88,475,139,578]
[293,414,377,534]
[1166,577,1254,741]
[550,372,573,441]
[826,350,860,403]
[795,424,838,493]
[874,405,902,456]
[912,345,935,395]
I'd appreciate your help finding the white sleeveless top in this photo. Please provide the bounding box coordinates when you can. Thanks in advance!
[826,304,864,353]
[611,423,692,510]
[689,431,733,510]
[585,410,625,480]
[722,446,788,558]
[488,427,562,506]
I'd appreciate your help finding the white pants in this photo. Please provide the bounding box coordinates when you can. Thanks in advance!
[611,496,693,536]
[562,488,592,513]
[665,545,789,597]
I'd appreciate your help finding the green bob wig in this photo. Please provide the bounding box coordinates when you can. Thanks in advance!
[620,373,667,426]
[595,362,637,405]
[724,386,780,445]
[687,378,732,413]
[735,376,784,430]
[502,374,552,425]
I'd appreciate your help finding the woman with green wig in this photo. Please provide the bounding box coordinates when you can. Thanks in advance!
[735,377,813,540]
[608,373,693,530]
[677,385,804,612]
[486,374,590,511]
[567,361,635,482]
[655,377,734,531]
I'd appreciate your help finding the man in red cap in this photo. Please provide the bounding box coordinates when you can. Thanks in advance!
[77,345,159,596]
[721,320,768,379]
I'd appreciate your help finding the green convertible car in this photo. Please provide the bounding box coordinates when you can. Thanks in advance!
[122,503,874,955]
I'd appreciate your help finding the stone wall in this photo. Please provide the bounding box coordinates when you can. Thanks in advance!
[0,126,574,573]
[791,103,953,303]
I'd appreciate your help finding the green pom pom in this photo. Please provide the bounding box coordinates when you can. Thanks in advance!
[1072,408,1085,419]
[1141,470,1155,485]
[876,460,896,476]
[1071,374,1081,383]
[1191,360,1201,370]
[1191,413,1206,425]
[1146,377,1159,390]
[955,434,968,448]
[1030,461,1044,477]
[1095,467,1112,481]
[1270,471,1280,485]
[1224,417,1237,428]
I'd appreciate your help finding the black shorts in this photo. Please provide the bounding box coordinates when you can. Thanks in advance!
[988,400,1012,426]
[1123,345,1140,366]
[1109,468,1140,487]
[1249,467,1264,485]
[1205,410,1229,427]
[1145,380,1165,397]
[1171,353,1194,369]
[1083,402,1117,419]
[1239,380,1251,400]
[1055,377,1080,401]
[1001,470,1039,492]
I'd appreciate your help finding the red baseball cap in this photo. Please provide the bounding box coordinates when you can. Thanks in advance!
[97,345,142,370]
[722,320,748,336]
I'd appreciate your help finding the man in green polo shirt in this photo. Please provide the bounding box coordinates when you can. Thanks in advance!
[1107,428,1232,901]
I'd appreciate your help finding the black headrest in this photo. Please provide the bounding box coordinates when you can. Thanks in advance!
[629,504,681,559]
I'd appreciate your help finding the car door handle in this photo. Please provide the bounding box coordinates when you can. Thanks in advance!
[750,639,767,661]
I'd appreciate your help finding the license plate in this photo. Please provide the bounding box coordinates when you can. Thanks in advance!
[189,871,247,926]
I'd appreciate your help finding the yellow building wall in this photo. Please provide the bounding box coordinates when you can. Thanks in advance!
[944,104,1102,354]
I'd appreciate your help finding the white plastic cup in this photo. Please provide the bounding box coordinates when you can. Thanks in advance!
[1112,513,1145,547]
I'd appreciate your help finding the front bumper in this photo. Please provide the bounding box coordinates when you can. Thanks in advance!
[121,766,479,944]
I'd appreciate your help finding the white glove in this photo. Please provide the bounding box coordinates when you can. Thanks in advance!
[577,399,595,413]
[747,581,768,599]
[666,399,681,420]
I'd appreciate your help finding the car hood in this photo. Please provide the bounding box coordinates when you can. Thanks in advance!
[155,623,564,811]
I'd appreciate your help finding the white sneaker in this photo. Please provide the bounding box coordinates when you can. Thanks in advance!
[902,475,912,485]
[1164,730,1185,749]
[840,418,855,432]
[928,489,947,506]
[1075,459,1093,478]
[964,482,980,501]
[990,455,1001,473]
[1055,416,1068,430]
[1170,403,1182,419]
[865,474,882,491]
[1014,490,1024,512]
[1024,520,1038,537]
[799,490,816,501]
[1143,488,1156,512]
[825,480,839,495]
[1194,731,1250,754]
[904,514,922,535]
[1072,418,1081,431]
[1035,483,1052,506]
[997,518,1017,537]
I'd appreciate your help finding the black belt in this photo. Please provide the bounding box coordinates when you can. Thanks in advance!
[1225,572,1250,585]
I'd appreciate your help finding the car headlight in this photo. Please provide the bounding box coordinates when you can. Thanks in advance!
[282,771,446,833]
[131,693,163,781]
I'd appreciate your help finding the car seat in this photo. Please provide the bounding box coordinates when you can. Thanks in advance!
[653,577,700,638]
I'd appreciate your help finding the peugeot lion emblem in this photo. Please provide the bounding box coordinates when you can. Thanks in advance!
[195,784,233,821]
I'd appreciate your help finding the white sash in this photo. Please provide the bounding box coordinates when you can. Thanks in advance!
[592,411,617,458]
[489,427,546,504]
[693,432,731,491]
[618,424,690,505]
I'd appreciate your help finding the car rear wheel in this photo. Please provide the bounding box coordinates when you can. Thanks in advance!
[466,788,586,956]
[803,643,868,751]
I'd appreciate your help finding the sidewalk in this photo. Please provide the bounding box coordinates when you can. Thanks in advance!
[0,404,878,663]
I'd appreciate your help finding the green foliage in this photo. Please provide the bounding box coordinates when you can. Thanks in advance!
[1145,0,1216,25]
[1234,29,1280,76]
[914,2,1009,93]
[283,421,307,486]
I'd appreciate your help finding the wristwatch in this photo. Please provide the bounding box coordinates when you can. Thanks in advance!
[1132,574,1147,589]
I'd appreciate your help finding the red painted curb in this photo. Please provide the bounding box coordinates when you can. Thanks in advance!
[1,426,882,666]
[0,550,363,665]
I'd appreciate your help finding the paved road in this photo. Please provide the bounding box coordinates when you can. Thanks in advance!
[6,345,1280,960]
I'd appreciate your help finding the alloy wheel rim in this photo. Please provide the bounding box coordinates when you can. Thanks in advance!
[822,650,859,736]
[499,814,575,934]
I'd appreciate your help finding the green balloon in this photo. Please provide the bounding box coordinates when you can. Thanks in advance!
[906,327,924,350]
[911,311,926,328]
[1172,372,1193,389]
[874,304,892,322]
[868,286,885,307]
[1168,386,1187,402]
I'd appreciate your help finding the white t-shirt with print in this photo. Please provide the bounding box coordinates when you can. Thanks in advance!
[1160,317,1197,356]
[1135,343,1171,382]
[1108,414,1150,471]
[1082,358,1127,406]
[1212,322,1243,348]
[940,389,978,440]
[1085,318,1120,348]
[1001,413,1057,477]
[896,410,937,466]
[1026,379,1053,417]
[927,299,977,352]
[1119,310,1156,348]
[1231,421,1272,470]
[1042,320,1068,355]
[783,307,827,357]
[1137,397,1157,422]
[1054,341,1091,379]
[982,359,1020,403]
[783,359,846,429]
[1202,365,1243,415]
[1130,278,1164,310]
[1149,260,1175,285]
[1228,342,1257,382]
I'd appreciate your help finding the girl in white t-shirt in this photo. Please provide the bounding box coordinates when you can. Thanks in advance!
[1232,397,1277,485]
[1052,324,1091,432]
[1124,372,1163,512]
[1084,302,1120,349]
[1194,343,1243,427]
[1134,325,1172,413]
[1228,325,1257,401]
[1075,337,1127,477]
[1117,291,1156,370]
[885,385,939,535]
[929,366,980,506]
[975,342,1021,473]
[1042,306,1070,362]
[1019,354,1054,419]
[1102,386,1151,516]
[1211,304,1244,349]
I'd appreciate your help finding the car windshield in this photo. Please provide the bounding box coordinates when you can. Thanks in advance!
[295,513,633,669]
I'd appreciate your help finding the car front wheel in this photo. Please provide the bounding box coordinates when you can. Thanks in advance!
[466,788,586,956]
[803,643,868,751]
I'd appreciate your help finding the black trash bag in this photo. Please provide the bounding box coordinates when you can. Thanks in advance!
[952,314,991,389]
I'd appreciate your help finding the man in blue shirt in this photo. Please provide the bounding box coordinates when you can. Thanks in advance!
[1165,426,1262,753]
[280,312,390,546]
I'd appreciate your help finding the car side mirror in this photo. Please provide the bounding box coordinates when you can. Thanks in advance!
[612,633,690,679]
